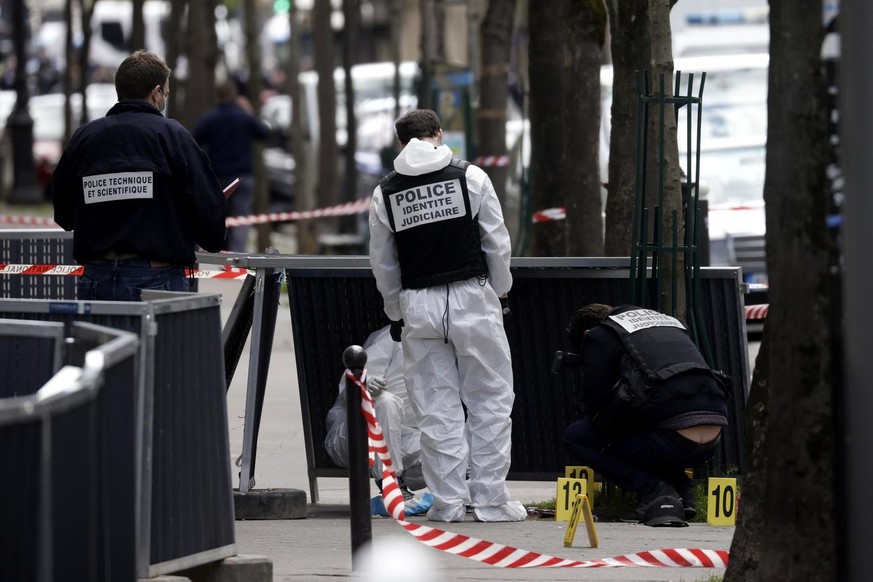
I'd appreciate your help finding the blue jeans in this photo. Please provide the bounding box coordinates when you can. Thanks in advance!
[563,417,719,496]
[77,259,190,302]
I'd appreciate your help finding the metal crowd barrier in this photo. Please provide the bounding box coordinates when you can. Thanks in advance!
[0,319,64,397]
[0,291,235,578]
[0,321,138,582]
[0,229,76,300]
[205,254,751,503]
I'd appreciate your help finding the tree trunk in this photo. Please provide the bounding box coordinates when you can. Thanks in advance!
[181,0,216,129]
[77,0,100,126]
[724,2,835,580]
[131,0,145,52]
[723,321,770,579]
[288,5,318,254]
[243,0,269,251]
[563,0,606,257]
[647,0,683,316]
[604,0,649,257]
[314,0,339,241]
[341,0,358,237]
[527,1,565,256]
[478,0,514,218]
[164,0,185,118]
[63,0,75,143]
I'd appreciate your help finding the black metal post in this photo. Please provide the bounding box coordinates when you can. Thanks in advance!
[343,344,371,569]
[7,0,39,204]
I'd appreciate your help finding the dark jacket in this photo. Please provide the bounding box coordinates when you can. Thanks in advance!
[193,103,270,177]
[52,101,227,265]
[580,305,728,431]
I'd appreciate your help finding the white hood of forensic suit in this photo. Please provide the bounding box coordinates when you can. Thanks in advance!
[393,138,453,176]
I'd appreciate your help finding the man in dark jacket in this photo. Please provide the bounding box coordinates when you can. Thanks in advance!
[52,50,226,301]
[563,303,728,526]
[193,80,270,252]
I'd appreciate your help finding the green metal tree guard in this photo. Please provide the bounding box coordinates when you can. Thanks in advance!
[629,68,714,365]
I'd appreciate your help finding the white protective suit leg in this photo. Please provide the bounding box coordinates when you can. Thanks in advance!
[401,278,517,522]
[371,391,405,478]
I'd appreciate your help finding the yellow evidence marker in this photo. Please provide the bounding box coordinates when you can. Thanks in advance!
[556,477,587,522]
[563,494,599,548]
[707,477,738,526]
[564,466,597,508]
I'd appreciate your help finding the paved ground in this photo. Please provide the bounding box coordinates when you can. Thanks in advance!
[206,277,737,581]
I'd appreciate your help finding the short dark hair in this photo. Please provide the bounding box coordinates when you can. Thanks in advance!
[567,303,612,352]
[216,80,239,105]
[115,50,170,101]
[394,109,441,144]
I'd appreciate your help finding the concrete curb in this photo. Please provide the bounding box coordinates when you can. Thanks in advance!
[234,488,308,520]
[174,555,272,582]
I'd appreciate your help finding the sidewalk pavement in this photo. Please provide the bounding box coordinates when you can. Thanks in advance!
[209,278,735,582]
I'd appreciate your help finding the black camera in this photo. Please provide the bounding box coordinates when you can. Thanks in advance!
[551,350,583,374]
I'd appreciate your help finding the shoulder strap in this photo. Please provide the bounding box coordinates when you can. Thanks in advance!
[379,170,397,190]
[450,158,470,171]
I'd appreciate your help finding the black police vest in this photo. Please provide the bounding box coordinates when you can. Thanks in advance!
[599,305,712,383]
[380,159,488,289]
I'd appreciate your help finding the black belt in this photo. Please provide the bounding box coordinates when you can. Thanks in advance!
[99,251,172,268]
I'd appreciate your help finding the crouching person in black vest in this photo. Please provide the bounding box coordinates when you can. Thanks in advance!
[562,304,729,527]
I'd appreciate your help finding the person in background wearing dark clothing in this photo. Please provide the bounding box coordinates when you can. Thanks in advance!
[52,50,227,301]
[194,80,270,253]
[562,304,729,527]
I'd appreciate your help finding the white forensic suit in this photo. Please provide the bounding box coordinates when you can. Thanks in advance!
[368,138,526,522]
[324,325,425,490]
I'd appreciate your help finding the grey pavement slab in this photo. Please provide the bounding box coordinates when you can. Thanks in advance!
[206,278,736,581]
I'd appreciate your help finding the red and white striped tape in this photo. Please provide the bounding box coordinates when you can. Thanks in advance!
[473,155,511,168]
[345,369,729,570]
[225,198,371,227]
[532,207,566,223]
[0,263,250,280]
[0,198,373,230]
[0,214,59,227]
[745,304,768,321]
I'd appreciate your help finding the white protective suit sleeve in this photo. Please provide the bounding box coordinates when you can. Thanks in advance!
[369,188,403,322]
[465,164,513,296]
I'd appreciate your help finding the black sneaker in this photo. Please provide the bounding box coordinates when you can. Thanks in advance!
[674,480,697,520]
[620,482,679,523]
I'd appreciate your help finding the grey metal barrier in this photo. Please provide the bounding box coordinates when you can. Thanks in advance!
[209,254,751,503]
[0,319,64,397]
[0,321,138,582]
[0,292,236,579]
[0,229,76,300]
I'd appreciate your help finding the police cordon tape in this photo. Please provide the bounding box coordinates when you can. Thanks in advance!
[0,263,249,280]
[0,197,373,230]
[345,369,730,570]
[0,263,773,322]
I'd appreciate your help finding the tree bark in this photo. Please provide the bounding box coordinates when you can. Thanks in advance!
[563,0,606,257]
[724,2,835,580]
[243,0,269,251]
[131,0,145,52]
[181,0,216,129]
[604,0,649,257]
[527,1,565,256]
[341,0,359,237]
[478,0,514,214]
[314,0,339,240]
[647,0,682,316]
[287,5,318,254]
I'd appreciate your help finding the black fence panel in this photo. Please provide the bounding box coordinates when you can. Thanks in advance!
[146,294,235,570]
[0,420,41,582]
[0,295,234,578]
[284,257,750,498]
[0,230,77,300]
[0,319,64,398]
